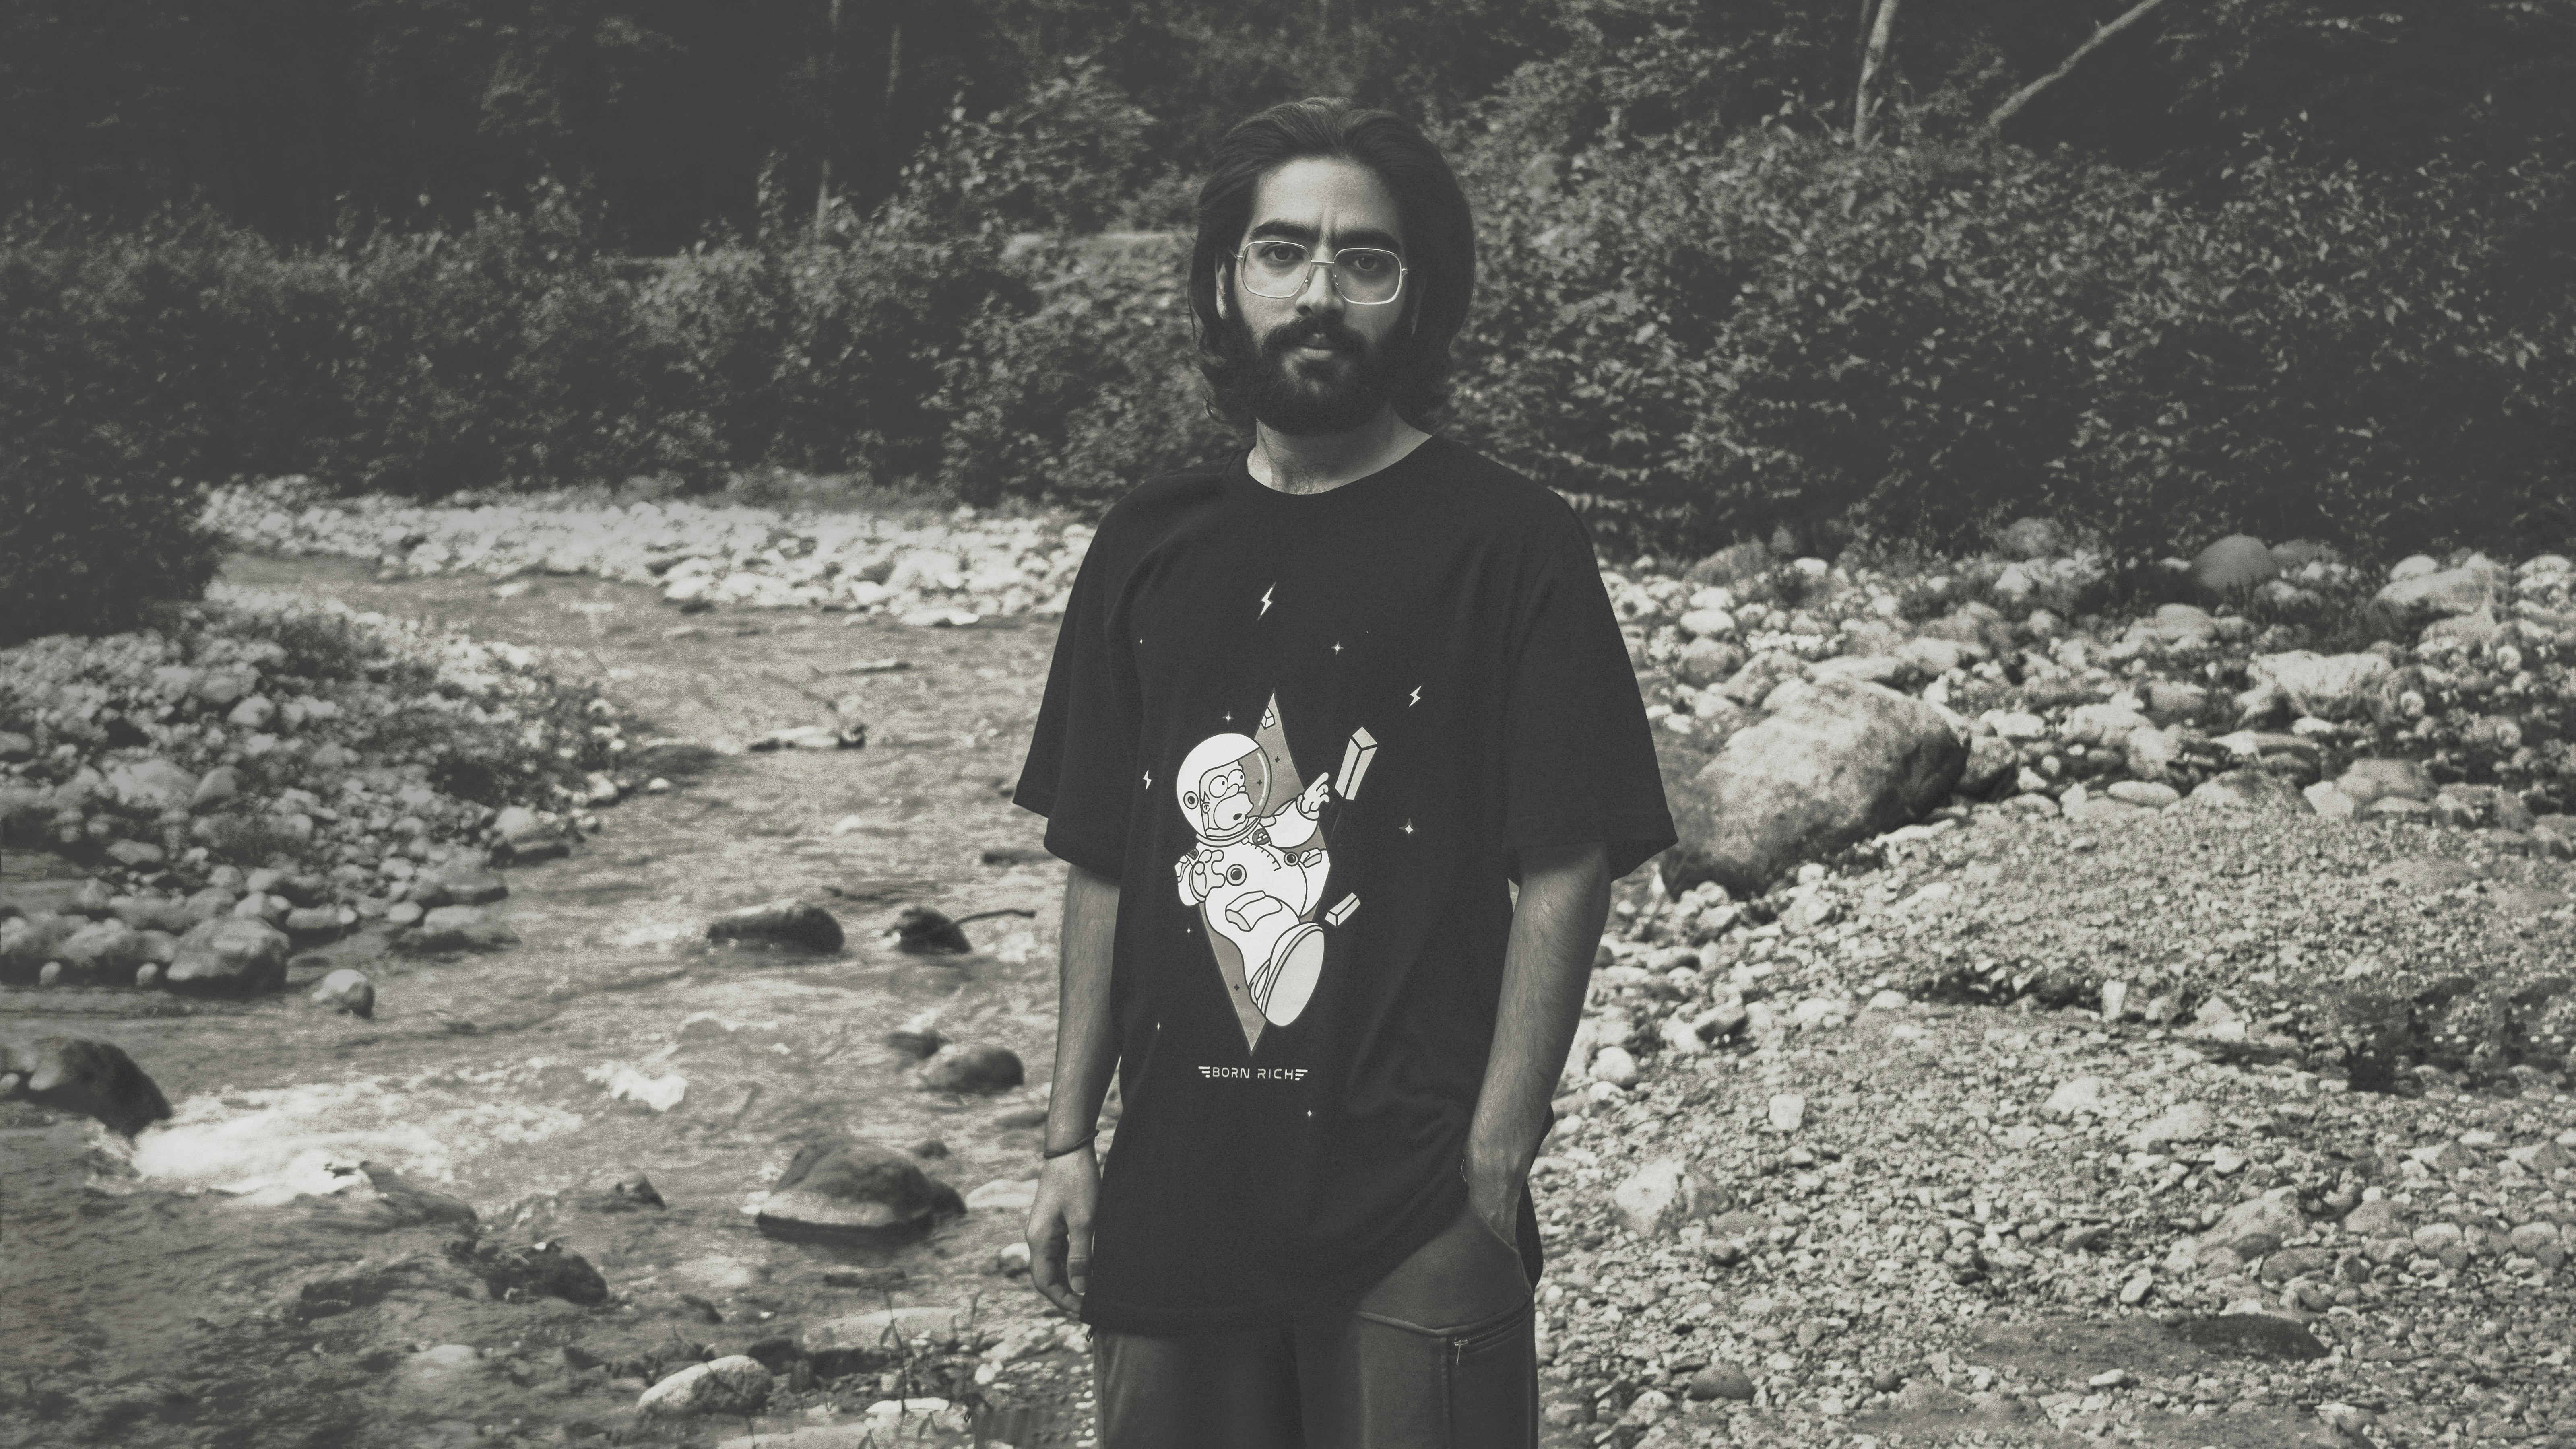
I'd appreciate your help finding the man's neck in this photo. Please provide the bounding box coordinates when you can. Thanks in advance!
[1247,409,1432,495]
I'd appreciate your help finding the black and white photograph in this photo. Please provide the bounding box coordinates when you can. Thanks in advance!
[4,3,2574,1447]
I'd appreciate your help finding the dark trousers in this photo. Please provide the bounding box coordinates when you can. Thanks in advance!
[1091,1201,1538,1449]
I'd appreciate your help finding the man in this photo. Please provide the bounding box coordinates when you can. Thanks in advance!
[1015,96,1674,1448]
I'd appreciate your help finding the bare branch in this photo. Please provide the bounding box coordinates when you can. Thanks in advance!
[1984,0,2176,134]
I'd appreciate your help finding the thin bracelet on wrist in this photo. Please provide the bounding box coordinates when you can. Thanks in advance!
[1042,1131,1096,1160]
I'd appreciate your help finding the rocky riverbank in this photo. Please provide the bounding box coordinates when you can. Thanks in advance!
[5,488,2571,1448]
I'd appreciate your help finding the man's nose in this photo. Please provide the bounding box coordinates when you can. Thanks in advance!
[1295,260,1344,315]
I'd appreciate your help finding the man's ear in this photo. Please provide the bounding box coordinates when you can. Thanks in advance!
[1214,270,1232,323]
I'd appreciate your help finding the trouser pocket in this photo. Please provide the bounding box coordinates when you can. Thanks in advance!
[1439,1300,1536,1449]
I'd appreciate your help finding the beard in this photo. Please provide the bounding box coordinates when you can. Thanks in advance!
[1216,310,1404,437]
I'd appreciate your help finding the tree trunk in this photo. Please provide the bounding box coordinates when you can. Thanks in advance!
[814,0,842,235]
[1852,0,1903,146]
[879,16,902,202]
[1984,0,2174,134]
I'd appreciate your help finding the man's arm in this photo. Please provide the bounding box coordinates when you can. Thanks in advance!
[1026,862,1121,1314]
[1464,841,1612,1247]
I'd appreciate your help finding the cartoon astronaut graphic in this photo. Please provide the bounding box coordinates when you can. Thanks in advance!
[1174,694,1374,1051]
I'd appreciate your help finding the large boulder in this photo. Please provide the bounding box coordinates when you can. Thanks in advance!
[2337,758,2437,806]
[2189,535,2275,594]
[410,856,509,909]
[1,1037,173,1136]
[399,906,518,953]
[2252,652,2393,722]
[1663,676,1967,896]
[163,917,290,994]
[1675,637,1746,690]
[1716,651,1810,708]
[53,919,144,981]
[753,1139,966,1245]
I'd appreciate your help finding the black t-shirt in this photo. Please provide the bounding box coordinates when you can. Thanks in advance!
[1013,434,1674,1335]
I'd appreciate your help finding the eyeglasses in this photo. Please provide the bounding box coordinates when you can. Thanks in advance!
[1234,240,1407,306]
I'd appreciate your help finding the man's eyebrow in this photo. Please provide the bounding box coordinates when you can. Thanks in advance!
[1245,220,1403,252]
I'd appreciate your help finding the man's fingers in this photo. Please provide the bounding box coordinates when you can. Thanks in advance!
[1066,1256,1090,1297]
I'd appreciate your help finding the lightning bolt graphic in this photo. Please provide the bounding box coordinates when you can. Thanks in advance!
[1259,584,1275,617]
[1407,685,1422,708]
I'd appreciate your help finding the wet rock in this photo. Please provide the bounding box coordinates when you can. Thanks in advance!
[0,1036,173,1136]
[164,917,290,993]
[638,1355,772,1418]
[1664,676,1966,895]
[2167,1314,2328,1361]
[399,905,518,953]
[294,1161,479,1233]
[411,857,509,909]
[590,1169,666,1211]
[919,1043,1024,1094]
[445,1237,610,1305]
[754,1139,966,1245]
[491,805,571,863]
[889,905,974,954]
[883,1027,946,1058]
[706,899,844,953]
[2190,535,2275,593]
[281,905,347,940]
[310,968,375,1018]
[0,730,31,762]
[225,695,277,730]
[1676,637,1746,690]
[2337,757,2436,805]
[278,1252,476,1322]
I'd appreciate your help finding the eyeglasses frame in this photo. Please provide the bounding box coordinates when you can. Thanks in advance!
[1231,239,1410,307]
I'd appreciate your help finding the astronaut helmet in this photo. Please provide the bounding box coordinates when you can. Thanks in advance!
[1177,732,1267,841]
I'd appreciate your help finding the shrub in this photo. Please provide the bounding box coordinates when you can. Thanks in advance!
[1448,120,2576,564]
[932,233,1232,510]
[324,186,723,496]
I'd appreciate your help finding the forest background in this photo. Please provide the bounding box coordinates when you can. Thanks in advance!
[5,0,2574,639]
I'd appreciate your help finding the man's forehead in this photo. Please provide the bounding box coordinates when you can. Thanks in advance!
[1244,158,1404,251]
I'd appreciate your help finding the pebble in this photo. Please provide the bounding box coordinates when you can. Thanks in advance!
[638,1355,772,1417]
[308,968,376,1018]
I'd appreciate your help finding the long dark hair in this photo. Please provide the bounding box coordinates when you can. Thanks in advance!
[1189,97,1476,431]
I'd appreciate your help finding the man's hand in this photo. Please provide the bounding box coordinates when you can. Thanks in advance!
[1026,1146,1096,1315]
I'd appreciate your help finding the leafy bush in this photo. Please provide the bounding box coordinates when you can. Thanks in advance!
[933,233,1231,511]
[1447,120,2576,562]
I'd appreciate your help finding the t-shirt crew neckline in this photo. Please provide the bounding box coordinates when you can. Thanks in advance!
[1228,433,1445,507]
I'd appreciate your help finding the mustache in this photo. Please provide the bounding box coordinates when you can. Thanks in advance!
[1262,316,1368,357]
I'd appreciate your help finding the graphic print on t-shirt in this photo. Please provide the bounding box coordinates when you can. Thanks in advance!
[1172,691,1376,1053]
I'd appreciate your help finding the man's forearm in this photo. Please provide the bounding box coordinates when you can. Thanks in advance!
[1466,843,1612,1194]
[1046,863,1122,1150]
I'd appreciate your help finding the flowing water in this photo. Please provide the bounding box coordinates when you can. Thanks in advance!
[3,554,1093,1447]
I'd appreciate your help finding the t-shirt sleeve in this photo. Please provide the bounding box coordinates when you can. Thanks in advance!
[1013,530,1138,879]
[1498,501,1678,881]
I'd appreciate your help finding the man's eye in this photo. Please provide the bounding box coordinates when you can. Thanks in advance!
[1253,243,1305,268]
[1345,251,1395,277]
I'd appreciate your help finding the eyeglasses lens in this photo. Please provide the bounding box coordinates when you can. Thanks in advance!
[1242,243,1402,304]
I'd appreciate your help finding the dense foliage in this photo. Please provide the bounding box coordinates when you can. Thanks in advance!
[6,0,2574,637]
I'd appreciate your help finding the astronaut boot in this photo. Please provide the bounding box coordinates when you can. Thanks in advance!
[1249,922,1327,1028]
